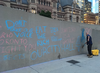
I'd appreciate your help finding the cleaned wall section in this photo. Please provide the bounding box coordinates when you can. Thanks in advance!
[0,6,99,72]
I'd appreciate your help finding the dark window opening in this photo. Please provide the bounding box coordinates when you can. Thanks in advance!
[37,11,40,14]
[53,12,56,16]
[10,0,16,2]
[49,2,50,6]
[47,2,48,6]
[41,1,42,4]
[38,0,40,4]
[0,4,4,6]
[76,16,79,22]
[44,0,45,5]
[31,0,35,3]
[22,0,28,4]
[17,0,20,4]
[53,2,56,7]
[69,15,72,20]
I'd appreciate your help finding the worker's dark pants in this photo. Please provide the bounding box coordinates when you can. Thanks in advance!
[87,44,92,55]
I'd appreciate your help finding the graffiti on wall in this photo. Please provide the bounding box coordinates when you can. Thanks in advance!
[5,20,33,38]
[0,19,85,62]
[81,28,92,47]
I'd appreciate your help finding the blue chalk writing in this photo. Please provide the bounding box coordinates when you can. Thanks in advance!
[36,26,47,33]
[5,20,33,38]
[43,47,50,55]
[30,51,37,60]
[42,26,47,32]
[69,44,74,51]
[10,28,22,32]
[29,32,33,38]
[36,26,43,33]
[30,44,75,60]
[14,32,20,37]
[50,27,58,35]
[37,39,49,46]
[51,36,62,42]
[81,29,85,42]
[14,32,33,38]
[36,26,48,46]
[54,45,60,52]
[3,55,8,61]
[19,54,25,59]
[6,20,26,30]
[61,44,75,51]
[37,49,42,58]
[50,27,58,33]
[13,55,17,60]
[65,44,70,50]
[37,33,46,39]
[30,45,60,60]
[3,54,25,61]
[6,20,15,30]
[60,44,66,51]
[50,27,61,42]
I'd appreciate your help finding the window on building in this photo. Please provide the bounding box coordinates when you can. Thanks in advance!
[53,2,56,7]
[41,1,42,4]
[44,0,45,5]
[17,0,20,4]
[38,0,40,4]
[58,7,61,12]
[76,16,79,22]
[49,2,50,6]
[10,0,16,2]
[58,15,62,18]
[53,12,56,16]
[41,1,44,5]
[26,9,28,12]
[73,4,76,8]
[19,8,21,10]
[31,0,35,3]
[69,15,72,20]
[31,8,36,13]
[87,11,89,12]
[47,2,48,6]
[37,11,40,14]
[22,0,28,4]
[62,15,64,18]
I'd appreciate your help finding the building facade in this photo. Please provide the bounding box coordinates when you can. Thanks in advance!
[0,0,58,19]
[95,13,99,25]
[99,0,100,14]
[77,0,92,23]
[99,0,100,13]
[77,0,91,12]
[99,0,100,24]
[57,0,81,22]
[77,0,84,9]
[0,0,81,23]
[77,0,85,23]
[84,13,96,24]
[85,0,91,13]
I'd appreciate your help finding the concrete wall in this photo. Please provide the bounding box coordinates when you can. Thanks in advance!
[0,6,100,72]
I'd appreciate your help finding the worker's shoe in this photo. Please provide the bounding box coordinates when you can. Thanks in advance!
[87,54,90,56]
[88,55,93,58]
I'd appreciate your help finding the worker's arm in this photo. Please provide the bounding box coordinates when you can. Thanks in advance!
[85,36,90,44]
[88,36,90,41]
